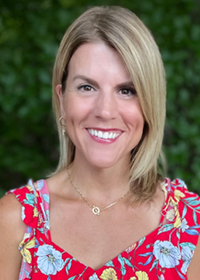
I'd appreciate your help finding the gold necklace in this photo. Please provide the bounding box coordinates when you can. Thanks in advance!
[67,170,129,216]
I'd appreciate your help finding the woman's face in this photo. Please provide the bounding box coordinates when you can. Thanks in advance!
[56,41,144,169]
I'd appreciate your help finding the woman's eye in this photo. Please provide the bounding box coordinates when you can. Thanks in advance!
[78,85,94,92]
[120,88,136,96]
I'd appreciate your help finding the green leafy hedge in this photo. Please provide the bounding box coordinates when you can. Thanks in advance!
[1,0,200,196]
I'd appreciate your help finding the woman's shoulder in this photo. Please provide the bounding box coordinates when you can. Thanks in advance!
[0,192,25,241]
[7,179,49,228]
[0,179,45,237]
[0,193,26,276]
[7,179,48,200]
[165,178,200,223]
[165,178,200,203]
[0,193,25,230]
[0,194,25,276]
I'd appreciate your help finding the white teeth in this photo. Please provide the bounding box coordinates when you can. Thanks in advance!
[104,132,109,139]
[108,133,113,139]
[98,131,103,138]
[89,129,94,136]
[88,129,120,139]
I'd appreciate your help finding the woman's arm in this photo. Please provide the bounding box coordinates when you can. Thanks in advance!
[187,236,200,279]
[0,194,26,279]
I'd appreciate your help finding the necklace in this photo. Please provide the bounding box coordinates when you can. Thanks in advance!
[67,170,129,216]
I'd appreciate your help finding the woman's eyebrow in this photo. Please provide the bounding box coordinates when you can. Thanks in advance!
[72,75,99,88]
[116,81,135,88]
[73,75,135,89]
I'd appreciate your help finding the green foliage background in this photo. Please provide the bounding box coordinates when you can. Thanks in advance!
[1,0,200,197]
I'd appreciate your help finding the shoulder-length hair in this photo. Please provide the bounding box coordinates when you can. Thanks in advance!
[52,6,166,202]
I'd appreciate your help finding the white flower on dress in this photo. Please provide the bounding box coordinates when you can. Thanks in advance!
[181,246,193,274]
[153,240,181,268]
[36,244,64,275]
[89,273,99,280]
[180,218,189,232]
[166,209,175,221]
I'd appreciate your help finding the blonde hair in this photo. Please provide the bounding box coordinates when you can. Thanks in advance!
[52,6,166,202]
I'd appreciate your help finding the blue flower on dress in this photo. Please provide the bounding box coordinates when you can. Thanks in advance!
[181,246,193,274]
[89,273,99,280]
[36,244,64,275]
[153,240,181,268]
[37,180,45,190]
[180,218,189,232]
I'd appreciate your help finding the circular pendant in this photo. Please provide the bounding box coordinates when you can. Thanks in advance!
[92,206,100,215]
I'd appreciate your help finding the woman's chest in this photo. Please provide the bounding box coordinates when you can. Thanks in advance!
[29,223,187,280]
[49,200,163,271]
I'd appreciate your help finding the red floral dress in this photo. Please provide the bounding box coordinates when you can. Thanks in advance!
[8,178,200,280]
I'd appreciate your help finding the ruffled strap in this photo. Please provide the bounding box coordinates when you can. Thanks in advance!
[8,179,50,229]
[166,178,200,275]
[166,178,200,230]
[7,179,49,279]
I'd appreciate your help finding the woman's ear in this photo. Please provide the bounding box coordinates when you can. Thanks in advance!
[56,84,65,117]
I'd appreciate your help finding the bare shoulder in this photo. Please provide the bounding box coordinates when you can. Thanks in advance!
[187,236,200,279]
[0,193,25,231]
[0,194,26,278]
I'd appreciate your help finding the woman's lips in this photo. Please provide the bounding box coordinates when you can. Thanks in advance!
[87,128,122,142]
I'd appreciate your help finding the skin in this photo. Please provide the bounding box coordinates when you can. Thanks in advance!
[0,194,26,279]
[0,41,200,278]
[57,41,144,171]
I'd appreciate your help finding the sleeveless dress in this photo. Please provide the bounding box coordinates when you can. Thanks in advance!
[7,178,200,280]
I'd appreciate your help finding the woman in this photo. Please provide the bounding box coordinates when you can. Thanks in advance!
[0,6,200,280]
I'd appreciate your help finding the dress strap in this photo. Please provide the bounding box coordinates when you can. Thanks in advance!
[7,179,50,280]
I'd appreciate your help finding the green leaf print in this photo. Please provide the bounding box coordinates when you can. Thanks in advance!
[150,259,158,271]
[24,193,35,206]
[180,242,196,251]
[158,224,174,234]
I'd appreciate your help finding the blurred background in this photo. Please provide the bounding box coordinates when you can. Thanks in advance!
[0,0,200,197]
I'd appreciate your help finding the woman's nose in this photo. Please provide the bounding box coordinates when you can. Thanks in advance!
[93,91,117,120]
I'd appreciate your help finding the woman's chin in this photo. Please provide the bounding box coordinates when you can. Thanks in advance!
[77,153,129,171]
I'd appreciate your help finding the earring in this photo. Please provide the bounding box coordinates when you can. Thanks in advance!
[59,117,66,136]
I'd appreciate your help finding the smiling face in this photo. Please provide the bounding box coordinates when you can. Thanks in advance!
[56,42,144,170]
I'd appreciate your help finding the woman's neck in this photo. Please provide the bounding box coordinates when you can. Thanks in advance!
[68,155,131,205]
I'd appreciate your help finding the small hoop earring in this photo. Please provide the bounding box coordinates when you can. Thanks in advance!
[59,117,66,136]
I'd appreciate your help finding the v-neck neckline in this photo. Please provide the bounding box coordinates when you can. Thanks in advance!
[41,179,169,272]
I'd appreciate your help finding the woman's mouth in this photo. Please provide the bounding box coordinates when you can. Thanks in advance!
[87,129,121,140]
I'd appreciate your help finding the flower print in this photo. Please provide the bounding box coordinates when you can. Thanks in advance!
[100,268,118,280]
[181,246,193,274]
[160,275,165,280]
[129,277,136,280]
[37,180,45,190]
[173,203,181,228]
[26,180,39,197]
[33,207,38,217]
[36,244,64,275]
[166,209,175,221]
[126,243,136,253]
[22,206,26,220]
[19,237,35,264]
[174,190,185,203]
[37,213,44,227]
[174,213,181,228]
[153,240,181,268]
[26,183,34,192]
[135,271,149,280]
[89,273,99,280]
[24,193,35,207]
[44,219,50,230]
[180,218,189,232]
